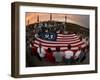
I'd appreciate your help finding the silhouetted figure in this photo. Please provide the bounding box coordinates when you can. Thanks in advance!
[73,47,81,63]
[26,43,35,67]
[32,45,42,61]
[78,48,87,63]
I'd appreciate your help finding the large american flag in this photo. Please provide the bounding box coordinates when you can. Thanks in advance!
[33,33,86,52]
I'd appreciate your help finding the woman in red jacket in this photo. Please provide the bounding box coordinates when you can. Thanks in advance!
[45,48,55,63]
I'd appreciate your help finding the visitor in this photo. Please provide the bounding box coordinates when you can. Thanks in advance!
[45,48,55,63]
[73,47,81,63]
[64,45,74,64]
[53,47,63,63]
[78,48,87,63]
[32,42,42,61]
[37,43,46,58]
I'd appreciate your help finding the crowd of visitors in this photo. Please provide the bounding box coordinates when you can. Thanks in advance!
[28,42,88,65]
[26,21,89,66]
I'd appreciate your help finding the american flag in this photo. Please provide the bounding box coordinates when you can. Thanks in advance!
[33,33,86,52]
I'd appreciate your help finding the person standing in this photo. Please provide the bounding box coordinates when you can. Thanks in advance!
[64,45,74,64]
[26,42,35,67]
[73,47,81,63]
[45,48,55,63]
[32,43,42,61]
[78,48,87,63]
[37,43,46,59]
[53,47,63,63]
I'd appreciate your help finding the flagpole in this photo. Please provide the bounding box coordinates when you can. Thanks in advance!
[27,19,29,25]
[37,13,39,22]
[64,15,67,31]
[65,15,67,23]
[50,13,52,21]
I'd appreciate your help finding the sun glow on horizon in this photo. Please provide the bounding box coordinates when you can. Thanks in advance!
[26,12,89,28]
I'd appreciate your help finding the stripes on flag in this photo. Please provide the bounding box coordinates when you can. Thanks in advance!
[33,33,86,51]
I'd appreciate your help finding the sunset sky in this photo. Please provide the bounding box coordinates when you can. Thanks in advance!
[25,12,89,28]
